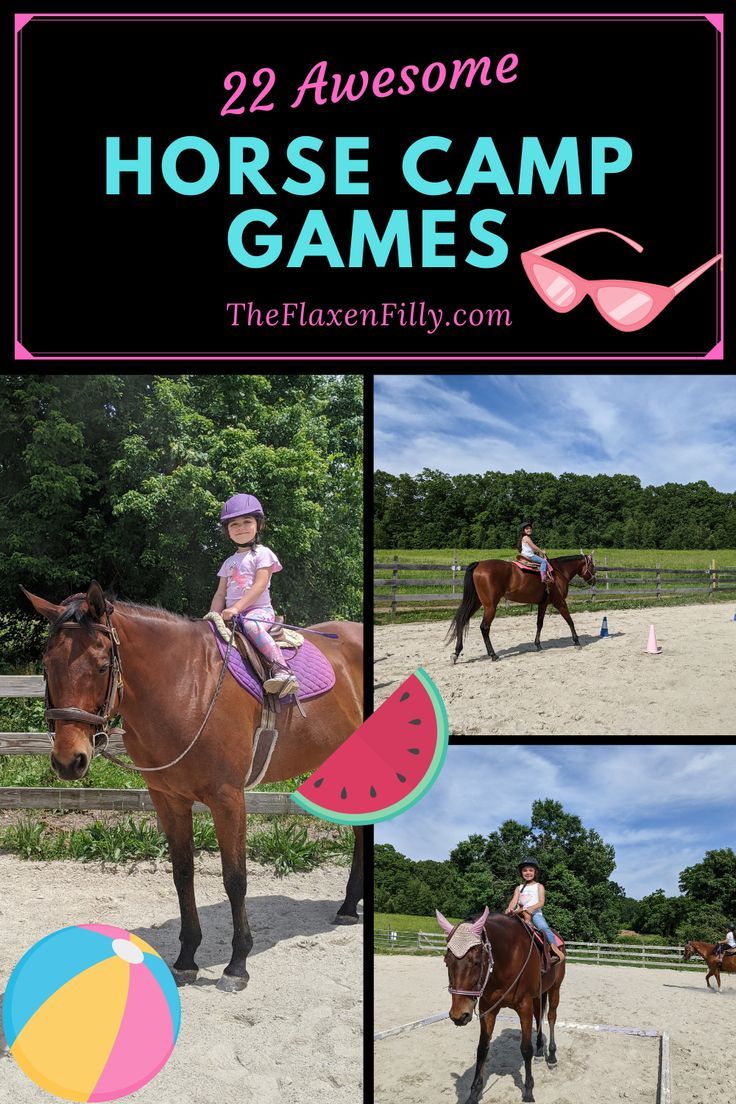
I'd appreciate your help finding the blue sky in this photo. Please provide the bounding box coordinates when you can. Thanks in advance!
[374,745,733,899]
[374,375,736,492]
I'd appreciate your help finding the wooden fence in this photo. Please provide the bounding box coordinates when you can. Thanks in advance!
[0,675,312,817]
[375,554,736,614]
[374,928,703,969]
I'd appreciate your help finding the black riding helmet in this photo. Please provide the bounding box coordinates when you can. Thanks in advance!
[517,858,541,877]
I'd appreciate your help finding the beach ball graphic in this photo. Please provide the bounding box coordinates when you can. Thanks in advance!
[2,924,180,1101]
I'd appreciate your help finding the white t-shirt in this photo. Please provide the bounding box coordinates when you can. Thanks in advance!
[217,545,282,608]
[518,882,540,909]
[726,930,735,947]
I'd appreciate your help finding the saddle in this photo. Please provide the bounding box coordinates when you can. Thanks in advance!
[204,612,305,790]
[514,558,556,587]
[515,913,564,973]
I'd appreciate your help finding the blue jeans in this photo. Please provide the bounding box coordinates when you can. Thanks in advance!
[524,552,547,577]
[531,910,556,945]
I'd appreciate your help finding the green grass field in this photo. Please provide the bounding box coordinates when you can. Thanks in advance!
[375,547,736,624]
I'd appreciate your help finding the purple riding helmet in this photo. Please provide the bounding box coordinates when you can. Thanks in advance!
[220,494,264,524]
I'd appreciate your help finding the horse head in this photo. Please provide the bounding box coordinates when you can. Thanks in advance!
[436,906,489,1026]
[23,581,120,781]
[578,550,596,587]
[682,939,694,961]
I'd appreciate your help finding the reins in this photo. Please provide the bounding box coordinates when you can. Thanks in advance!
[444,917,538,1021]
[45,615,236,774]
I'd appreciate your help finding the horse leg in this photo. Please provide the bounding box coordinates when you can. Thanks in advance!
[705,967,714,989]
[547,978,561,1066]
[465,1011,495,1104]
[533,992,545,1057]
[148,789,202,984]
[334,825,363,924]
[479,605,500,661]
[209,789,254,992]
[536,600,547,649]
[553,598,581,646]
[518,998,536,1102]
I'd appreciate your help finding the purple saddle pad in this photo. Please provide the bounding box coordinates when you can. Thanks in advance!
[208,622,335,703]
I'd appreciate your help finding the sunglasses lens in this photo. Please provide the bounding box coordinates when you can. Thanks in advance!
[531,263,576,308]
[596,287,655,328]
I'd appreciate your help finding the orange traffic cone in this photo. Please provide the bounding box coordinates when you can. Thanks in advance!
[644,624,662,654]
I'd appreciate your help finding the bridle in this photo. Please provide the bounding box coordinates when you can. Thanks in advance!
[44,611,124,755]
[444,917,538,1021]
[445,925,495,1000]
[580,554,596,586]
[44,607,236,773]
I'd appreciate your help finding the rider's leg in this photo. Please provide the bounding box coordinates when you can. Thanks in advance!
[237,608,299,696]
[532,911,565,959]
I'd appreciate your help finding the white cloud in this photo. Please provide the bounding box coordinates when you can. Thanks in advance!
[374,375,736,491]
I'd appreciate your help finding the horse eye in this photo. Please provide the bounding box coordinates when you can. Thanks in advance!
[99,663,110,674]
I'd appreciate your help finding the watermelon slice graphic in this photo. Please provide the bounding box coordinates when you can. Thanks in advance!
[292,667,448,825]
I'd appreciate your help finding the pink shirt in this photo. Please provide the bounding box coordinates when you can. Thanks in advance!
[217,545,282,609]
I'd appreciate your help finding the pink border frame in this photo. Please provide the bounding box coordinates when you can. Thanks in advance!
[14,12,724,361]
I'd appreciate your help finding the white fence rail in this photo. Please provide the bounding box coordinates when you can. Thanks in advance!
[375,929,703,969]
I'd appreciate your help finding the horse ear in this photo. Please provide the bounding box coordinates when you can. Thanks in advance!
[471,906,489,934]
[20,586,64,623]
[435,909,454,934]
[86,580,107,622]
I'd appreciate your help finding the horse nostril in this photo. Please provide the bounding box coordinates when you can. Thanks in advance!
[73,753,89,775]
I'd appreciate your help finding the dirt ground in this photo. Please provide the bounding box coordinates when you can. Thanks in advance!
[375,955,735,1104]
[0,854,362,1104]
[374,604,735,736]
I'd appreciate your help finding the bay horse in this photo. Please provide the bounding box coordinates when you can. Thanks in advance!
[436,907,565,1104]
[23,581,363,993]
[446,554,596,662]
[683,939,736,990]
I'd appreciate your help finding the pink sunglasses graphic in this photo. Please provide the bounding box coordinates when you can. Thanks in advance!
[521,228,722,332]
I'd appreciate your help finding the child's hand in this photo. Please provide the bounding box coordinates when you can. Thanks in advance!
[222,607,240,622]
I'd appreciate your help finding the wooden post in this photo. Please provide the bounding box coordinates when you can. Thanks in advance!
[604,554,609,592]
[452,548,457,595]
[391,555,399,616]
[711,558,717,595]
[656,564,661,599]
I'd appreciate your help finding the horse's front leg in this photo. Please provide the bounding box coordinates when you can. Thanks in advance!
[518,997,536,1102]
[209,787,254,992]
[334,825,363,924]
[465,1010,496,1104]
[148,789,202,984]
[553,598,581,646]
[534,597,549,650]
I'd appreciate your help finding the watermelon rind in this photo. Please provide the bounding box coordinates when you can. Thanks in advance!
[291,666,449,825]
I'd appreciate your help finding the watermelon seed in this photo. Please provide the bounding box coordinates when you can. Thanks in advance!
[407,748,420,755]
[400,692,410,701]
[370,786,377,798]
[340,787,348,800]
[313,777,324,788]
[409,719,421,725]
[396,773,407,783]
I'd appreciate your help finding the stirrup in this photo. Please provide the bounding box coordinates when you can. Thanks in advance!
[263,665,299,698]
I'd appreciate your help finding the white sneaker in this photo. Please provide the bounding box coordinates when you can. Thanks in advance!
[263,667,299,697]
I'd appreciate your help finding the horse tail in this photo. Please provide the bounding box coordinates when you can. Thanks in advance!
[444,562,480,645]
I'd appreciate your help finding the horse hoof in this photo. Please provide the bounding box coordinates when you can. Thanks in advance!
[452,654,458,665]
[217,971,250,993]
[333,912,359,925]
[491,655,500,662]
[172,968,198,987]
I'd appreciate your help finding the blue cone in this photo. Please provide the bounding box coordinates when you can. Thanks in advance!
[732,611,736,621]
[600,616,609,637]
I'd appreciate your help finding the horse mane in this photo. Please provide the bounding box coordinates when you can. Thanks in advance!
[48,594,198,640]
[551,554,587,563]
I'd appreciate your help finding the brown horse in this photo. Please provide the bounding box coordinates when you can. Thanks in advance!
[23,581,363,993]
[436,908,565,1104]
[683,939,736,990]
[446,554,596,662]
